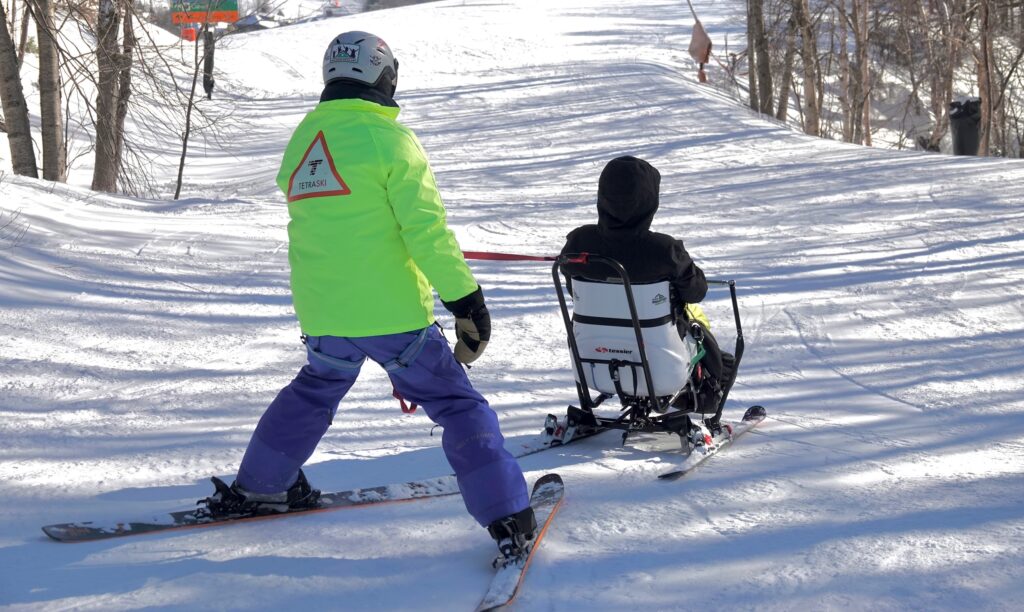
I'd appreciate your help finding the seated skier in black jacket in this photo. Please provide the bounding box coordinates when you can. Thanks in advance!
[559,155,735,429]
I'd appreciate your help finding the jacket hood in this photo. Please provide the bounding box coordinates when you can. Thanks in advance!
[596,156,660,234]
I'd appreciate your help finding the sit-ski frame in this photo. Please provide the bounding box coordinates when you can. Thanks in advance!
[551,253,745,445]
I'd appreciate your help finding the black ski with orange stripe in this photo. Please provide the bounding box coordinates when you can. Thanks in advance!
[42,475,460,542]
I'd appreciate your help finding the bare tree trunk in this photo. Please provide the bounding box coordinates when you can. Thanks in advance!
[918,0,947,150]
[751,0,773,114]
[857,0,872,146]
[896,3,923,150]
[17,0,30,70]
[988,43,1024,157]
[849,0,863,143]
[977,0,994,155]
[34,0,66,181]
[174,24,204,200]
[815,27,826,129]
[111,0,134,182]
[0,1,37,177]
[746,0,760,111]
[796,0,820,136]
[837,0,853,141]
[776,16,797,121]
[6,0,15,44]
[92,0,122,191]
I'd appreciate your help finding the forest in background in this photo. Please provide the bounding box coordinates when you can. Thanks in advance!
[2,0,1023,202]
[737,0,1024,156]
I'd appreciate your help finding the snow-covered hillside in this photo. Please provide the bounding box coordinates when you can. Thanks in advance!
[2,0,1023,610]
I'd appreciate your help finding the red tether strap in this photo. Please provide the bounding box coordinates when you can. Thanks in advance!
[393,387,418,414]
[389,250,551,415]
[462,251,591,264]
[462,251,555,262]
[387,249,584,415]
[388,251,575,414]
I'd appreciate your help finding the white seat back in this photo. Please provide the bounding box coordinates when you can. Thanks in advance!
[570,279,699,397]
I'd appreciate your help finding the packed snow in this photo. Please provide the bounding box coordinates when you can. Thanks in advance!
[2,0,1023,610]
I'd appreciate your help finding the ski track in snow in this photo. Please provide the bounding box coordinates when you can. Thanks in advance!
[2,0,1024,610]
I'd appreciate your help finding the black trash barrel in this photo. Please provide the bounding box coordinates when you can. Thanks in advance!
[949,98,981,155]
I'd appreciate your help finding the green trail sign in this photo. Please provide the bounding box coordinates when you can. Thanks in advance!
[171,0,239,24]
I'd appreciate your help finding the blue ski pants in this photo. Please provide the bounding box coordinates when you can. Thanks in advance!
[236,325,529,527]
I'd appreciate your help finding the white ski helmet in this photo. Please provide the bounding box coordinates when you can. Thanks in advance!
[322,31,398,93]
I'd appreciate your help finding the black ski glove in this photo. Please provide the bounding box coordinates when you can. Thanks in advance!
[442,286,491,365]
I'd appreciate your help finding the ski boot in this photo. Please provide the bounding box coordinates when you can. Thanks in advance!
[703,414,723,435]
[544,413,568,441]
[700,409,733,438]
[199,469,321,517]
[486,506,537,567]
[546,405,603,446]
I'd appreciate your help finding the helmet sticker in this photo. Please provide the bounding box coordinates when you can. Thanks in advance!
[330,44,360,64]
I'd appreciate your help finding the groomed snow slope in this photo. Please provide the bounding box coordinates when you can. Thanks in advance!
[2,0,1023,610]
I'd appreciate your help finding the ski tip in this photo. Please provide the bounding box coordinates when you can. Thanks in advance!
[742,405,767,421]
[41,525,77,542]
[531,473,563,492]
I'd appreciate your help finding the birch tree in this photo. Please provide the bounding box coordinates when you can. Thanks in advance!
[976,0,995,155]
[751,0,774,114]
[0,0,37,177]
[746,0,761,111]
[92,0,124,191]
[31,0,67,181]
[795,0,820,135]
[776,14,797,121]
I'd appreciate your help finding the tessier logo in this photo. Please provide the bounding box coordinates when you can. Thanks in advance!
[594,346,632,354]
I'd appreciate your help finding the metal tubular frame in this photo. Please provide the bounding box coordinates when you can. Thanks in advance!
[552,253,745,439]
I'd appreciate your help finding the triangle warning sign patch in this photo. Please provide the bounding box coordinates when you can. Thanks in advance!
[287,131,351,202]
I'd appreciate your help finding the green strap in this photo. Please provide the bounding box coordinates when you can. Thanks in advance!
[689,341,706,369]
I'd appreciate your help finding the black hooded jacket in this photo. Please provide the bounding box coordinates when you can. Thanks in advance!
[559,156,707,304]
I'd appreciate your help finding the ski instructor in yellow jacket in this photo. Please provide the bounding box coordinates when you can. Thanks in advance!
[200,32,535,559]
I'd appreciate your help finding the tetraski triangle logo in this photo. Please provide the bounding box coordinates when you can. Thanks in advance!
[287,131,351,202]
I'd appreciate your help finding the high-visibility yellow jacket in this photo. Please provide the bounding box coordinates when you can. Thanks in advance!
[276,98,478,337]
